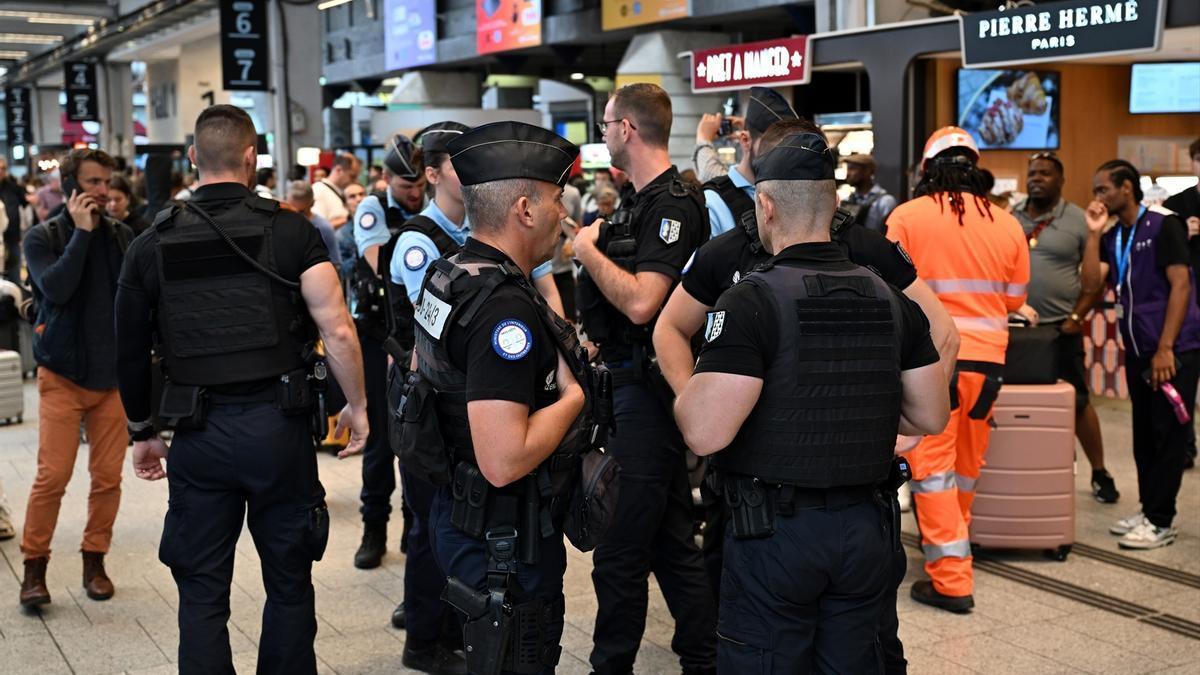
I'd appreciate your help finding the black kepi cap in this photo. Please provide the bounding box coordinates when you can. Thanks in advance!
[383,133,420,179]
[416,121,470,154]
[448,121,579,187]
[745,86,798,135]
[752,132,837,183]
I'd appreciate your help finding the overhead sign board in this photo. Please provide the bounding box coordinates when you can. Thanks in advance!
[5,87,32,150]
[385,0,437,71]
[689,36,811,94]
[220,0,269,90]
[64,61,98,122]
[476,0,542,55]
[960,0,1165,68]
[602,0,688,31]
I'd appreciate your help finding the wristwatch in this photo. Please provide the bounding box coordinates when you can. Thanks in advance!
[127,418,156,442]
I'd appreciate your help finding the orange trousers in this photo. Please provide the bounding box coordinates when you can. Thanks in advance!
[21,368,128,560]
[902,370,998,597]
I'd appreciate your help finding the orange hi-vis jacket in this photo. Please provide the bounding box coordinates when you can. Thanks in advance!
[887,193,1030,364]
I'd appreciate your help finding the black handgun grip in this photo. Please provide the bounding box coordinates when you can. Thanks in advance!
[441,576,489,620]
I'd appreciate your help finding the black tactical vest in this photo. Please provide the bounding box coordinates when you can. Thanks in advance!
[381,215,461,350]
[154,197,313,387]
[702,174,756,235]
[414,253,594,503]
[575,176,706,360]
[713,261,903,488]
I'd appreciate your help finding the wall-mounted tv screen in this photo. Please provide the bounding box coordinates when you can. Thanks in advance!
[957,69,1060,150]
[1130,62,1200,114]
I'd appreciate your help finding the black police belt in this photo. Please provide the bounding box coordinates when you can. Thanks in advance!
[712,472,884,540]
[157,363,327,434]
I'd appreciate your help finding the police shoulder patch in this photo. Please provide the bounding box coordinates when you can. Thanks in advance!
[403,246,428,271]
[492,319,533,360]
[659,218,682,245]
[704,310,726,343]
[360,212,377,229]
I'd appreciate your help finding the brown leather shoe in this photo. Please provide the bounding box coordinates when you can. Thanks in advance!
[82,551,114,601]
[19,557,51,607]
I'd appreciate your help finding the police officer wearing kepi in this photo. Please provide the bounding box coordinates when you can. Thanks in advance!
[572,82,717,675]
[378,121,472,674]
[351,133,425,569]
[673,132,950,672]
[114,104,369,674]
[655,117,960,674]
[406,121,594,675]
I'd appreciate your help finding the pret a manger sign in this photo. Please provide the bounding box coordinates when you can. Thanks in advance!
[689,36,810,93]
[961,0,1165,68]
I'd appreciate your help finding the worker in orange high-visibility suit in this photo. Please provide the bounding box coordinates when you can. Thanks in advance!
[886,127,1030,613]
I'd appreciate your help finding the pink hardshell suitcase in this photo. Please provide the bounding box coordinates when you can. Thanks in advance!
[969,381,1075,560]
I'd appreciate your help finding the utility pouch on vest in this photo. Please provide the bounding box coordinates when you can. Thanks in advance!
[563,448,621,552]
[395,370,452,486]
[442,577,512,675]
[724,476,775,539]
[886,455,912,492]
[450,462,490,539]
[275,368,314,416]
[588,365,614,448]
[159,382,208,431]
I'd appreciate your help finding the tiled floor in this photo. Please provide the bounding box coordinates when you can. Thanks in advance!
[0,385,1196,673]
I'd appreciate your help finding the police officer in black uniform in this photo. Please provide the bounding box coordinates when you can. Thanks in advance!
[658,116,959,675]
[115,105,369,674]
[571,82,717,675]
[673,133,950,672]
[351,133,424,569]
[403,121,602,675]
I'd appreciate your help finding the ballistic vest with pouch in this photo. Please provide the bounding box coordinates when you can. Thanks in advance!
[702,174,756,234]
[153,197,312,386]
[413,252,595,515]
[713,260,903,488]
[575,175,706,360]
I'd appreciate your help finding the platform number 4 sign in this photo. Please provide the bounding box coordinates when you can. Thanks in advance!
[64,62,98,122]
[220,0,269,91]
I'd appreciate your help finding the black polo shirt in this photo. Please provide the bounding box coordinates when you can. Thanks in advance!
[115,182,329,421]
[694,242,939,379]
[445,238,561,411]
[682,218,918,308]
[622,165,708,280]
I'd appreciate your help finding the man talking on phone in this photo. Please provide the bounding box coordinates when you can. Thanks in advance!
[19,148,135,608]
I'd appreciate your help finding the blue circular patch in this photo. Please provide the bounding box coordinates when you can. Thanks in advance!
[492,320,532,361]
[403,246,428,271]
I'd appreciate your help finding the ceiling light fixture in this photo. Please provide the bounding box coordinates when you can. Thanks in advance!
[0,33,65,45]
[0,10,98,26]
[0,50,30,59]
[317,0,353,10]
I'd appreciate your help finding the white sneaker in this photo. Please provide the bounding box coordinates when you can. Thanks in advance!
[898,482,912,513]
[0,504,14,540]
[1118,521,1177,550]
[1109,512,1146,536]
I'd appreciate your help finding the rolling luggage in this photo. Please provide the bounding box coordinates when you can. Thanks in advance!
[969,381,1075,560]
[0,350,24,424]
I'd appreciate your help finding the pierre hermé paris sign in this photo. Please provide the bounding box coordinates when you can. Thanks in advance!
[961,0,1165,68]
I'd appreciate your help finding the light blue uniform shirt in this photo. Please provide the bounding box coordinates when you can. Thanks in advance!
[703,165,755,238]
[354,190,419,255]
[389,200,555,303]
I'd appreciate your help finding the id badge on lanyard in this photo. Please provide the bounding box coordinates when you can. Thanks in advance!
[1112,206,1146,319]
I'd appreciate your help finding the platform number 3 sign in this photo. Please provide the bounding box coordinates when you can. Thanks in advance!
[220,0,269,91]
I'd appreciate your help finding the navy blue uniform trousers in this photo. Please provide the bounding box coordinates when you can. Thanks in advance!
[400,466,454,645]
[160,401,327,675]
[590,381,717,674]
[358,334,396,524]
[429,488,567,675]
[717,496,890,674]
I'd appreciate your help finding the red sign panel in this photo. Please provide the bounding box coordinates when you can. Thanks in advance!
[691,36,810,93]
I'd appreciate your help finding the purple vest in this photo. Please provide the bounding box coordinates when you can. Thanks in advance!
[1103,207,1200,358]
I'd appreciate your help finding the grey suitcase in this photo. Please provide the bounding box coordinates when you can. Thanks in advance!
[0,350,22,424]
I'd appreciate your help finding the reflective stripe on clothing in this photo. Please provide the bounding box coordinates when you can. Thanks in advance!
[956,474,978,493]
[910,471,957,494]
[926,278,1027,297]
[953,315,1009,333]
[922,539,972,561]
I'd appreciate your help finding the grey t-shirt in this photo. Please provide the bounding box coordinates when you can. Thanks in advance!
[1013,198,1088,322]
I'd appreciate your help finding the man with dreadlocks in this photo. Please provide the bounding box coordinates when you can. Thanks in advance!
[885,127,1029,613]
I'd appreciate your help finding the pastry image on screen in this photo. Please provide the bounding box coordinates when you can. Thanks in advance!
[958,69,1060,150]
